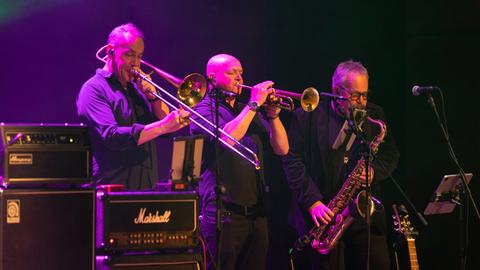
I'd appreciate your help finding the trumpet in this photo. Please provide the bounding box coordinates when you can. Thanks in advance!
[95,45,261,169]
[237,84,320,112]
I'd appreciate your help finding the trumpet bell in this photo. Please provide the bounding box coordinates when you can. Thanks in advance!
[178,73,207,107]
[301,87,320,112]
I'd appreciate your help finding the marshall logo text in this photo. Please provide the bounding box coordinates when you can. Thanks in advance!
[134,208,171,224]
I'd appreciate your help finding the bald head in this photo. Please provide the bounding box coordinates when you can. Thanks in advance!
[206,54,241,77]
[206,54,243,94]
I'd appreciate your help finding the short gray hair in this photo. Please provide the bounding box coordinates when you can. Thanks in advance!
[107,23,144,48]
[332,60,368,92]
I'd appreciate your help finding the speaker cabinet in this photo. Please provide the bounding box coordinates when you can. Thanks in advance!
[96,253,203,270]
[0,189,95,270]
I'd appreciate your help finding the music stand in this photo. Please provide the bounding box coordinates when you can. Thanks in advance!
[161,135,204,191]
[424,173,473,215]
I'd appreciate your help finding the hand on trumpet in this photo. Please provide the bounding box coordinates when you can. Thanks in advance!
[262,102,281,120]
[132,67,157,101]
[158,107,191,133]
[250,80,275,106]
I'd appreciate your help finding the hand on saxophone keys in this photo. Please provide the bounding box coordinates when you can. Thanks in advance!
[359,165,375,185]
[309,201,334,227]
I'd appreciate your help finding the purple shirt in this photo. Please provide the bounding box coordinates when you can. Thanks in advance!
[76,69,158,190]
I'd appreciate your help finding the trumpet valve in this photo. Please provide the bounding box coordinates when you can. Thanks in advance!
[267,94,282,104]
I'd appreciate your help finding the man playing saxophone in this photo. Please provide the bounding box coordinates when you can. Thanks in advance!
[283,60,399,270]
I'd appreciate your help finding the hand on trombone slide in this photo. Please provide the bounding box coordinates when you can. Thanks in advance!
[159,107,191,133]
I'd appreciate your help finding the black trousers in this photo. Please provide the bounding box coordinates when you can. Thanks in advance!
[200,203,268,270]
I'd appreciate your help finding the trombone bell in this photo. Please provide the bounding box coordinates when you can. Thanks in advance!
[178,73,207,108]
[140,60,207,108]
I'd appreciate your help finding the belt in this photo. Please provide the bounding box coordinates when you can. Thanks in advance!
[222,201,265,217]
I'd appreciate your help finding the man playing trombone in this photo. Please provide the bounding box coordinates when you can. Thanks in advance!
[190,54,289,270]
[77,23,190,190]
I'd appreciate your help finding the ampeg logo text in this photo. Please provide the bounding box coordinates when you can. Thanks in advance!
[7,200,20,224]
[134,208,171,224]
[9,153,33,165]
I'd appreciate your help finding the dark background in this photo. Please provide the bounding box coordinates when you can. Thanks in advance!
[1,0,478,269]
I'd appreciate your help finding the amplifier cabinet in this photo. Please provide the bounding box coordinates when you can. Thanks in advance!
[0,188,95,270]
[96,253,203,270]
[0,124,91,187]
[97,191,199,253]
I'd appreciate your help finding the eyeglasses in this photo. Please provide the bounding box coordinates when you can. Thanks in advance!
[338,89,368,101]
[348,92,369,101]
[337,87,369,101]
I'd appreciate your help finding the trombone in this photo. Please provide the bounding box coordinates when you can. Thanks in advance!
[237,84,320,112]
[95,45,261,170]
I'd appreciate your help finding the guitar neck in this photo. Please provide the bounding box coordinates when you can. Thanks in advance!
[406,237,419,270]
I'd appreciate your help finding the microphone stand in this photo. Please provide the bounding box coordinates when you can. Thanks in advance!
[346,107,373,270]
[213,86,223,270]
[425,92,480,270]
[346,105,430,270]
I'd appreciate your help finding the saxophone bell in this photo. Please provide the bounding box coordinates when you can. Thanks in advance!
[353,190,385,218]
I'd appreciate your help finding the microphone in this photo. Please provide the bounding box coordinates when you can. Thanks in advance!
[412,85,440,96]
[320,92,348,100]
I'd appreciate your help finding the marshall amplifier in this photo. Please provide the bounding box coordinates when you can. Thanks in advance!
[0,188,95,270]
[97,190,199,253]
[0,123,91,187]
[96,253,203,270]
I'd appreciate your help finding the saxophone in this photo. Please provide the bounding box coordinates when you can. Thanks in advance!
[294,116,387,254]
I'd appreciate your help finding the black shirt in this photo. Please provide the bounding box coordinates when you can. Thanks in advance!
[190,92,268,208]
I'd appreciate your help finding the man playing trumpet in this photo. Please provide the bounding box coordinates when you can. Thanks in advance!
[190,53,289,270]
[77,23,190,190]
